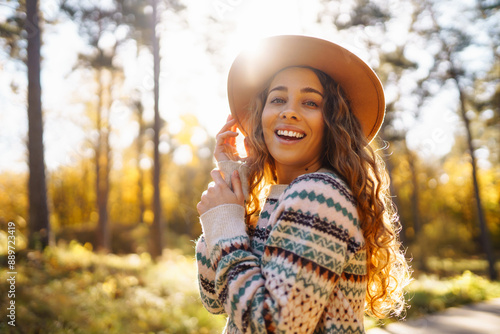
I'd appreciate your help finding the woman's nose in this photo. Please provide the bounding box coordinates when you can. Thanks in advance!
[280,107,301,121]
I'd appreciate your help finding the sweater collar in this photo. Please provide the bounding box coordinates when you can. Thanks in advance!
[267,167,336,199]
[268,184,288,199]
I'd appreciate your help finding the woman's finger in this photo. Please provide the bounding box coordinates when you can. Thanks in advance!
[229,118,238,133]
[210,169,226,186]
[231,170,245,204]
[215,129,240,162]
[217,118,237,136]
[216,130,239,145]
[198,169,244,214]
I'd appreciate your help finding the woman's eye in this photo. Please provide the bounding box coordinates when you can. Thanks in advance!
[305,101,318,107]
[270,97,285,104]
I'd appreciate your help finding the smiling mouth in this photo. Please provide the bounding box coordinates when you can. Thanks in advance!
[275,129,305,140]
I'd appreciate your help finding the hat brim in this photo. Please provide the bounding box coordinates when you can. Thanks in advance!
[227,35,385,143]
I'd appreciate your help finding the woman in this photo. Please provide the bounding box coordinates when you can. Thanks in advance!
[196,35,410,334]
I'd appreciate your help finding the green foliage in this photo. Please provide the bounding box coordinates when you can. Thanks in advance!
[426,257,500,277]
[0,0,25,60]
[0,242,226,334]
[404,271,500,318]
[0,172,28,227]
[365,270,500,329]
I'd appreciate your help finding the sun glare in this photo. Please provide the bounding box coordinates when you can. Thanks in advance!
[224,0,305,60]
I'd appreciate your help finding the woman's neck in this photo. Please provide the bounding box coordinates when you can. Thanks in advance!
[275,160,323,184]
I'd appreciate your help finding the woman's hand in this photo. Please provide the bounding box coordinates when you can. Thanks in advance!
[197,169,245,216]
[214,115,242,162]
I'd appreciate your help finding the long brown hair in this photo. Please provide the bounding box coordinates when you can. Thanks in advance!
[242,66,410,318]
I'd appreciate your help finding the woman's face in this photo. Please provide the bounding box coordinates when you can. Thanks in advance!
[261,67,325,183]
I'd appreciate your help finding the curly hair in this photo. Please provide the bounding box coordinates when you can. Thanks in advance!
[242,66,411,318]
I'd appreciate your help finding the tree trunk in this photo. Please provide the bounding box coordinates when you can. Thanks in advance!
[26,0,50,249]
[405,142,421,238]
[404,140,428,271]
[151,0,163,258]
[453,75,497,280]
[136,101,145,223]
[95,69,110,252]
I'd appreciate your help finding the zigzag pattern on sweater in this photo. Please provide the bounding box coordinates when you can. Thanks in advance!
[210,236,250,269]
[199,292,225,314]
[228,273,264,320]
[312,324,365,334]
[249,226,272,256]
[260,210,271,220]
[277,209,362,254]
[289,172,356,205]
[264,246,338,282]
[344,256,367,276]
[261,259,337,298]
[268,235,346,274]
[200,275,216,294]
[341,272,366,284]
[219,262,255,305]
[197,252,212,268]
[284,190,358,227]
[259,197,278,220]
[246,288,270,333]
[335,285,367,298]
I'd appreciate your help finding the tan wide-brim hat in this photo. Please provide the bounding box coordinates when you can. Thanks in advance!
[227,35,385,143]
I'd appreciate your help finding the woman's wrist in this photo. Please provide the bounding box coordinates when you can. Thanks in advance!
[200,204,247,253]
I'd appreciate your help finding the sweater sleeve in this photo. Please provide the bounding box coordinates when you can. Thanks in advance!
[202,172,364,333]
[195,235,225,314]
[195,160,249,315]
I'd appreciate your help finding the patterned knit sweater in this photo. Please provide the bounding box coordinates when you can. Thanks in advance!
[196,163,367,334]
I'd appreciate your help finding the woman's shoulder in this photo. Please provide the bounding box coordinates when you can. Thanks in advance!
[286,168,356,206]
[280,169,362,235]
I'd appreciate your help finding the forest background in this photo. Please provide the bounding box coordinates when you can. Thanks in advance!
[0,0,499,333]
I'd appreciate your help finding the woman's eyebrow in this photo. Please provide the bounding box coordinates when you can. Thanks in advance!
[301,87,324,97]
[268,85,323,98]
[269,85,287,94]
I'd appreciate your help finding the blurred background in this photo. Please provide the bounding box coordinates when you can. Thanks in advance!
[0,0,499,333]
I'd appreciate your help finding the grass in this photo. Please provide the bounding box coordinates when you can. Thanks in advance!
[403,271,500,316]
[365,271,500,329]
[0,241,227,334]
[1,241,500,333]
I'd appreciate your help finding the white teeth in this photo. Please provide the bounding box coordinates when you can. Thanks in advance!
[277,130,305,139]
